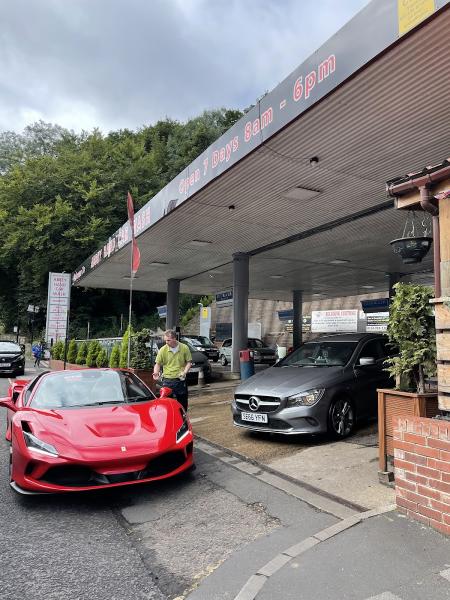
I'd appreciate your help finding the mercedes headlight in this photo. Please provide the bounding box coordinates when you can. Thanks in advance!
[286,388,324,407]
[176,410,190,443]
[23,431,59,456]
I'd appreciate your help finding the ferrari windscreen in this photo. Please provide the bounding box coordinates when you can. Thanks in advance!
[31,370,155,409]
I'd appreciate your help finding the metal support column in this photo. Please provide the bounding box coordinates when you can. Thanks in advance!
[232,253,249,374]
[292,290,303,349]
[388,272,401,299]
[166,279,180,331]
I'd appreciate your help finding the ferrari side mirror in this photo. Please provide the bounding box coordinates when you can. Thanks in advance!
[159,386,173,398]
[0,397,19,412]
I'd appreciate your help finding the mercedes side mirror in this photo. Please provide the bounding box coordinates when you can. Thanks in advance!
[359,357,376,366]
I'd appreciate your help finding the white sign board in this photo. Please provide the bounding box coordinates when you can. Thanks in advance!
[248,322,262,339]
[45,272,71,343]
[311,310,358,333]
[366,312,389,332]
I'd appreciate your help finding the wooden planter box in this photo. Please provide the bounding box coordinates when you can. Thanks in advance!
[127,369,157,394]
[378,388,439,477]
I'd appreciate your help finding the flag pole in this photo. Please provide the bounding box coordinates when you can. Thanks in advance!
[126,192,140,368]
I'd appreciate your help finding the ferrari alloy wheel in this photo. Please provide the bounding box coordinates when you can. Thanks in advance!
[328,397,355,439]
[220,354,228,366]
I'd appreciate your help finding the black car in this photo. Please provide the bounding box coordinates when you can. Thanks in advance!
[181,336,219,362]
[232,333,395,439]
[0,341,25,376]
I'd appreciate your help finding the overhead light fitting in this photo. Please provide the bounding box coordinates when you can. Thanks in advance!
[282,186,321,201]
[309,156,319,166]
[361,285,375,289]
[312,293,324,297]
[188,240,213,247]
[149,261,169,267]
[329,259,350,265]
[269,275,284,279]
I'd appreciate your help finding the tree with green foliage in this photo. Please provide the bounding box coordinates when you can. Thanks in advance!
[109,344,121,368]
[76,341,88,365]
[86,340,102,367]
[119,326,133,368]
[0,109,242,337]
[385,283,436,393]
[66,339,78,364]
[96,348,109,368]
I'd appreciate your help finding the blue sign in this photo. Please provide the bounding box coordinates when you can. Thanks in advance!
[361,298,390,313]
[157,305,167,318]
[278,309,294,321]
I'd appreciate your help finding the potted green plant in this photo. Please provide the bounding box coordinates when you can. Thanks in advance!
[378,283,439,476]
[128,328,156,392]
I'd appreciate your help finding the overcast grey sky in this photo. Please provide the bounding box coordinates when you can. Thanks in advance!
[1,0,369,134]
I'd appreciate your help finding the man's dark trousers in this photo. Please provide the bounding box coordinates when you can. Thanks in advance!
[162,378,188,411]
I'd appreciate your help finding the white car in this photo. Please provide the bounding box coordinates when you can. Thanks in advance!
[218,338,277,366]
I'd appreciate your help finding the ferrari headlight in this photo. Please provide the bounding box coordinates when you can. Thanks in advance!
[176,410,190,443]
[286,388,325,407]
[23,431,59,457]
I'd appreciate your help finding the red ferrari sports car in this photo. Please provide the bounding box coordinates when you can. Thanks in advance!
[0,369,194,494]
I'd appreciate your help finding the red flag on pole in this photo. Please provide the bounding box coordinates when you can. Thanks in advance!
[127,192,141,274]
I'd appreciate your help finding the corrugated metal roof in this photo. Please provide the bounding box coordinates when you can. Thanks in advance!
[77,7,449,299]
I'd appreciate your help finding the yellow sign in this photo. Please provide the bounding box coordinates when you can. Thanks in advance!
[398,0,435,36]
[201,307,209,319]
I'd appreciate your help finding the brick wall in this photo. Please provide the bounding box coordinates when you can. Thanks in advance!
[393,416,450,536]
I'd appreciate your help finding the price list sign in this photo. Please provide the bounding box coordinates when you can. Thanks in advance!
[45,272,71,343]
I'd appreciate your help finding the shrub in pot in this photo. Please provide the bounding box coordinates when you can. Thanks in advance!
[109,344,120,368]
[76,341,88,365]
[119,326,133,368]
[96,348,109,368]
[66,340,78,364]
[51,340,64,360]
[378,282,438,475]
[86,340,101,367]
[130,329,152,370]
[385,282,436,392]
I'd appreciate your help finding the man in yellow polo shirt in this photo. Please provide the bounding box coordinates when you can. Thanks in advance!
[153,330,192,410]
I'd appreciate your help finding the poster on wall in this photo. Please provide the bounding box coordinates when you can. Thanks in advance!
[311,310,358,333]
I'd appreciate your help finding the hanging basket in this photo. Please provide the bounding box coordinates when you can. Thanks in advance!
[389,236,432,264]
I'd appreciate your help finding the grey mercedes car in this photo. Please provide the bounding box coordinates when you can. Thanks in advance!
[232,333,395,439]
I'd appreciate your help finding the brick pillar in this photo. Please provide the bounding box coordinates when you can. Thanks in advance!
[433,194,450,413]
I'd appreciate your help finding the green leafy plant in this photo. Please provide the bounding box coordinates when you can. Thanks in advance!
[76,341,88,365]
[66,340,78,364]
[385,283,436,393]
[109,344,120,368]
[86,340,102,367]
[96,348,109,368]
[119,326,133,368]
[130,328,153,370]
[50,340,64,360]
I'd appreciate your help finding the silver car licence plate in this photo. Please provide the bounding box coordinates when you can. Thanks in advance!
[241,412,268,423]
[0,363,11,368]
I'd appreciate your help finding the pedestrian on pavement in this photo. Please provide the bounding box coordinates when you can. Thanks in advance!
[152,330,192,411]
[33,341,43,367]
